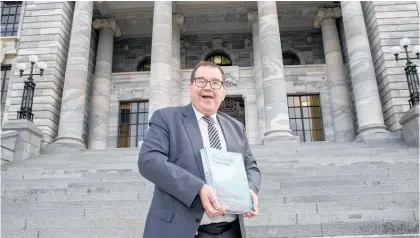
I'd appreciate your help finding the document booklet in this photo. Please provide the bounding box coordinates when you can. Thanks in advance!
[200,146,254,214]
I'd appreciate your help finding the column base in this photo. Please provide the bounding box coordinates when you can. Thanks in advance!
[42,137,86,155]
[355,130,404,147]
[400,105,419,147]
[262,130,300,146]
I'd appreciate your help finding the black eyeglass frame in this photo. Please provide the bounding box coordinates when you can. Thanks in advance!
[192,77,225,90]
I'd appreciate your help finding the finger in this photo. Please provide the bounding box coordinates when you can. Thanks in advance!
[209,194,221,210]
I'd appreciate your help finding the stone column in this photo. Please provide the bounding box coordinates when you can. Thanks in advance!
[314,7,355,141]
[257,1,296,141]
[171,13,184,107]
[248,11,266,142]
[54,1,93,148]
[148,1,172,120]
[88,18,121,150]
[341,1,388,135]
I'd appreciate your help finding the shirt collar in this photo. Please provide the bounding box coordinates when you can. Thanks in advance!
[191,104,218,123]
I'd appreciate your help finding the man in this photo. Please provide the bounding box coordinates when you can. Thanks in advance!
[138,61,261,238]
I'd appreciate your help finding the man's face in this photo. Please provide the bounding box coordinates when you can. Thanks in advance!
[188,66,226,115]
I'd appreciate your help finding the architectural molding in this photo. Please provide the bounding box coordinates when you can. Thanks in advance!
[247,10,258,30]
[93,18,122,37]
[173,13,185,33]
[1,37,19,63]
[282,47,306,65]
[313,7,341,28]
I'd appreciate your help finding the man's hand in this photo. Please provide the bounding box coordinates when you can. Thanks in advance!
[243,189,259,218]
[199,184,226,216]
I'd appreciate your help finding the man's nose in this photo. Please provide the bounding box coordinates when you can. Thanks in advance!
[203,82,213,90]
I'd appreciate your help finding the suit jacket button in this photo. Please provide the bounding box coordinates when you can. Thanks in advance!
[196,218,201,223]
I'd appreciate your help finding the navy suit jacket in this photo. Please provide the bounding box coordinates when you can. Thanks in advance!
[138,104,261,237]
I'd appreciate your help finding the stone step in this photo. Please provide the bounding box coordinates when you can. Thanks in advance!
[3,160,418,174]
[1,209,416,230]
[245,221,419,237]
[13,153,419,168]
[34,147,418,160]
[2,200,418,219]
[2,165,418,184]
[2,183,417,204]
[3,181,416,199]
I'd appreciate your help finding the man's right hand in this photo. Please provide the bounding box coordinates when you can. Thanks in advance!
[199,184,226,216]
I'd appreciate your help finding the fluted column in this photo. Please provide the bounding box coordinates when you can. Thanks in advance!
[148,1,172,120]
[171,13,184,107]
[314,7,355,141]
[88,18,121,150]
[248,11,266,142]
[54,1,93,148]
[257,1,296,141]
[341,1,388,134]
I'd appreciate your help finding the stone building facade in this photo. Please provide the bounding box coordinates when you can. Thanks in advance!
[1,1,419,150]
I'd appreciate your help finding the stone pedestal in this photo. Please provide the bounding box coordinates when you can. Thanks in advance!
[1,119,43,163]
[314,7,355,142]
[257,1,298,143]
[54,1,94,148]
[341,1,388,136]
[88,18,121,150]
[148,1,172,120]
[248,11,266,143]
[400,105,419,147]
[171,13,184,107]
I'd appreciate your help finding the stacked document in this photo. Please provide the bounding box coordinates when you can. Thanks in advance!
[200,147,254,214]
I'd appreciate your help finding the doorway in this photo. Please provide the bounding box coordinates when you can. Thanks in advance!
[218,96,245,127]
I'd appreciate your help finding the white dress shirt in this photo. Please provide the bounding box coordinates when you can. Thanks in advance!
[192,105,237,225]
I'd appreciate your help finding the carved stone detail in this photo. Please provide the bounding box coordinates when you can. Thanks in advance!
[93,18,122,37]
[313,7,341,28]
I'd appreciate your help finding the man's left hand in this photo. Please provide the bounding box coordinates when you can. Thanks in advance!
[242,189,259,218]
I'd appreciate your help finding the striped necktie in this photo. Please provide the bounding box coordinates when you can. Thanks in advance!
[203,115,222,150]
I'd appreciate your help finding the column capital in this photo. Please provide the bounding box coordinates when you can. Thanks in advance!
[173,13,185,33]
[247,10,258,24]
[93,18,122,37]
[313,7,341,28]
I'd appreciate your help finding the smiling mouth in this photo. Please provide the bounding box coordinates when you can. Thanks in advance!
[201,95,213,99]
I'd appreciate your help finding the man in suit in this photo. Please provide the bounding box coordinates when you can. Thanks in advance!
[138,61,261,238]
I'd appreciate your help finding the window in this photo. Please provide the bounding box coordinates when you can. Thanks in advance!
[137,58,151,71]
[118,101,149,148]
[1,1,22,37]
[283,51,300,65]
[1,66,11,121]
[287,94,324,142]
[205,52,232,66]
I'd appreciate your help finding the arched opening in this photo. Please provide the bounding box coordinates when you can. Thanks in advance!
[283,51,301,65]
[137,57,151,71]
[205,51,232,66]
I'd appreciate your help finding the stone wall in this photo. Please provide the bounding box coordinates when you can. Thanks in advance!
[107,72,150,148]
[3,1,74,146]
[108,65,332,147]
[83,29,98,143]
[361,1,419,131]
[112,30,325,72]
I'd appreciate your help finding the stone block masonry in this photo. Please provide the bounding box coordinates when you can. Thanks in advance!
[362,1,420,131]
[3,1,75,146]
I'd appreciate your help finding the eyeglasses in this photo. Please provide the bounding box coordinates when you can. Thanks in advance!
[193,78,225,89]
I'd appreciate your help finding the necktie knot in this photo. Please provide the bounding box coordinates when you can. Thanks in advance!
[203,115,215,125]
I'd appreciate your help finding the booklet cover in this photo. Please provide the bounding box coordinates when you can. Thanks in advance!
[200,147,254,214]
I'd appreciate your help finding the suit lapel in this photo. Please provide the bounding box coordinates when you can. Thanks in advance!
[217,114,238,153]
[181,104,205,179]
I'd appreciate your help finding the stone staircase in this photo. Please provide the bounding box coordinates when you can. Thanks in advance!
[1,141,419,238]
